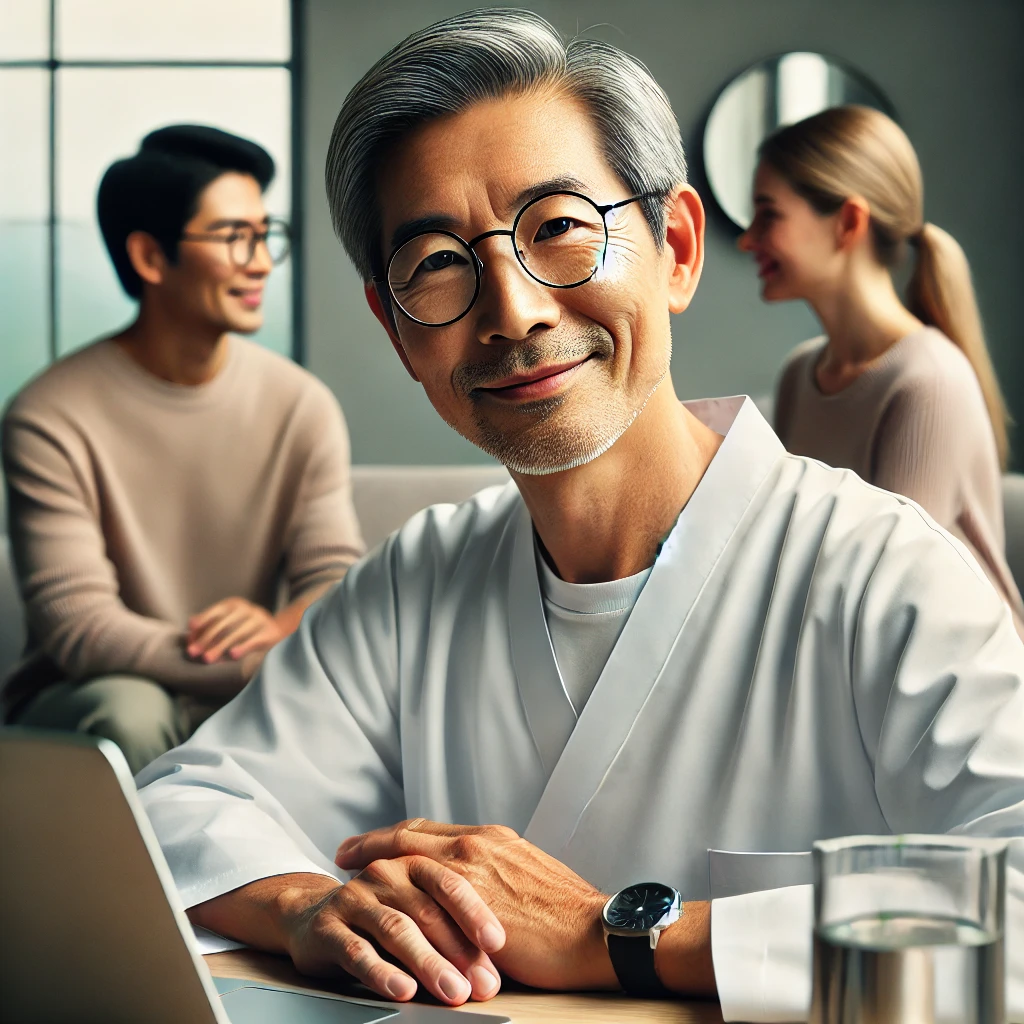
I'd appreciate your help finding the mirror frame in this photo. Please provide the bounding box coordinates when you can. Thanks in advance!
[698,51,896,231]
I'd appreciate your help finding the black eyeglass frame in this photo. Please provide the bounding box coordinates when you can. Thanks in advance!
[179,216,292,268]
[376,189,665,328]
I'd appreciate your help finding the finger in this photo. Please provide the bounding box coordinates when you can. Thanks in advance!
[337,819,476,869]
[187,605,224,632]
[186,614,221,646]
[188,600,234,633]
[406,855,505,955]
[186,609,235,655]
[347,897,473,1005]
[303,914,419,1002]
[338,820,520,871]
[229,626,281,660]
[384,883,500,1000]
[203,617,268,664]
[190,607,252,658]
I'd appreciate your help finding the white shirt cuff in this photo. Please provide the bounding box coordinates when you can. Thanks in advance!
[711,884,814,1023]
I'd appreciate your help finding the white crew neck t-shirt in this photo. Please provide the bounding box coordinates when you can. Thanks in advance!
[536,542,652,716]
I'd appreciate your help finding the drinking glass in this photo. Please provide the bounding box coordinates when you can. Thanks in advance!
[811,834,1007,1024]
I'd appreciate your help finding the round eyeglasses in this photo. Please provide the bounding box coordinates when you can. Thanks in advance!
[380,190,662,327]
[180,217,291,268]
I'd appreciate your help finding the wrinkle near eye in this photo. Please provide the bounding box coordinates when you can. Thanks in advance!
[594,232,644,283]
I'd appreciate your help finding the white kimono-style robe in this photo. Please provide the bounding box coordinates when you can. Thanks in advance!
[137,397,1024,1021]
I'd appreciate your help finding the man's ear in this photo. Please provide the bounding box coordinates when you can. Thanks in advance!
[125,231,168,288]
[663,186,705,315]
[365,282,420,382]
[836,196,872,252]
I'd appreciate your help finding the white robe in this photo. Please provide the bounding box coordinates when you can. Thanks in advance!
[137,397,1024,1021]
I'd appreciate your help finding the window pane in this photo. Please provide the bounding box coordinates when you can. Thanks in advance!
[56,67,291,358]
[0,0,49,60]
[57,0,290,61]
[0,69,50,410]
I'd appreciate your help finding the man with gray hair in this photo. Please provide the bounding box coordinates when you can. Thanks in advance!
[138,9,1024,1020]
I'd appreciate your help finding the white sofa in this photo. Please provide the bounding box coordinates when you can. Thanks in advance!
[0,464,510,687]
[350,464,510,552]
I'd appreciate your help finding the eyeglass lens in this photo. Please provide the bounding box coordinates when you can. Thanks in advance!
[387,192,608,325]
[228,222,290,267]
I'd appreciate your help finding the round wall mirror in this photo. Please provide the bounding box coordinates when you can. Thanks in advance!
[702,52,894,229]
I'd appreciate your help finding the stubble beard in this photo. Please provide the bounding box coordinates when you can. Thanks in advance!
[448,325,671,476]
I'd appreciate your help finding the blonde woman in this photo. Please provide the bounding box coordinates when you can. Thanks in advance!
[739,104,1023,630]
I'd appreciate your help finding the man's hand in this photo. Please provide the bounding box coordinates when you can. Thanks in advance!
[186,597,285,663]
[336,819,616,991]
[189,868,505,1006]
[337,820,717,997]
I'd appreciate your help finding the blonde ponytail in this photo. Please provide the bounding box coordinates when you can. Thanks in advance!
[907,223,1010,469]
[761,106,1011,469]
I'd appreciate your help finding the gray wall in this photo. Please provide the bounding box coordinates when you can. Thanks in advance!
[303,0,1024,466]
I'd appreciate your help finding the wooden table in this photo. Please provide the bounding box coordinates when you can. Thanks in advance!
[206,950,725,1024]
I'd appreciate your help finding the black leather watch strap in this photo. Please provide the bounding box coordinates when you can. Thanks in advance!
[606,934,673,998]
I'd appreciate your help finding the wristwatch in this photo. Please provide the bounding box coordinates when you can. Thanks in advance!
[601,881,682,997]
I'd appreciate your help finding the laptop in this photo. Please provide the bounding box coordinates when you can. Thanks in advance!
[0,729,510,1024]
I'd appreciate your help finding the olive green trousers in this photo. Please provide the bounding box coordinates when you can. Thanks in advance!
[15,675,217,776]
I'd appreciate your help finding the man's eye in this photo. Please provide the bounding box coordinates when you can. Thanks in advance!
[420,250,465,272]
[534,217,574,242]
[225,232,245,244]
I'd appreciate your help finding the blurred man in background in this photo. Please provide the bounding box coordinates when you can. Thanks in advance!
[2,125,363,773]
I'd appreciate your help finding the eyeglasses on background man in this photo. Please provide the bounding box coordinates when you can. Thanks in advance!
[180,216,291,268]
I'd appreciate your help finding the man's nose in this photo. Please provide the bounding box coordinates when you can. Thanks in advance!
[471,239,560,344]
[736,228,754,253]
[246,237,274,275]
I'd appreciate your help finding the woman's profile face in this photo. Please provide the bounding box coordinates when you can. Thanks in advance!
[737,162,841,303]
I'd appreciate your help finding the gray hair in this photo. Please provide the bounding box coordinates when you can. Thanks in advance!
[326,8,688,281]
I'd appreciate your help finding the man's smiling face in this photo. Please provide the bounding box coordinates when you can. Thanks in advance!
[372,88,679,475]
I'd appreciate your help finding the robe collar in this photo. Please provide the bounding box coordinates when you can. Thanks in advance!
[506,397,787,853]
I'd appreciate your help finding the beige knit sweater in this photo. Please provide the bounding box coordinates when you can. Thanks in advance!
[2,337,364,713]
[775,327,1023,632]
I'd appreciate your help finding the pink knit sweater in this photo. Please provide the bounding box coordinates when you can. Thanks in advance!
[775,327,1023,634]
[2,337,365,713]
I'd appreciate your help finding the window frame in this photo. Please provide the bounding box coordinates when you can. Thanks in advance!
[0,0,304,365]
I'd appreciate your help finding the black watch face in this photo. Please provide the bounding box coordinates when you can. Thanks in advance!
[605,883,677,931]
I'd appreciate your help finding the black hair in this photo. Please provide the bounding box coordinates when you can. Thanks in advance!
[97,124,275,298]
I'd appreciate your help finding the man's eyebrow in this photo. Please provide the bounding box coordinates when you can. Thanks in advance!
[390,214,461,252]
[508,175,591,212]
[387,176,593,253]
[202,216,271,230]
[753,194,775,206]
